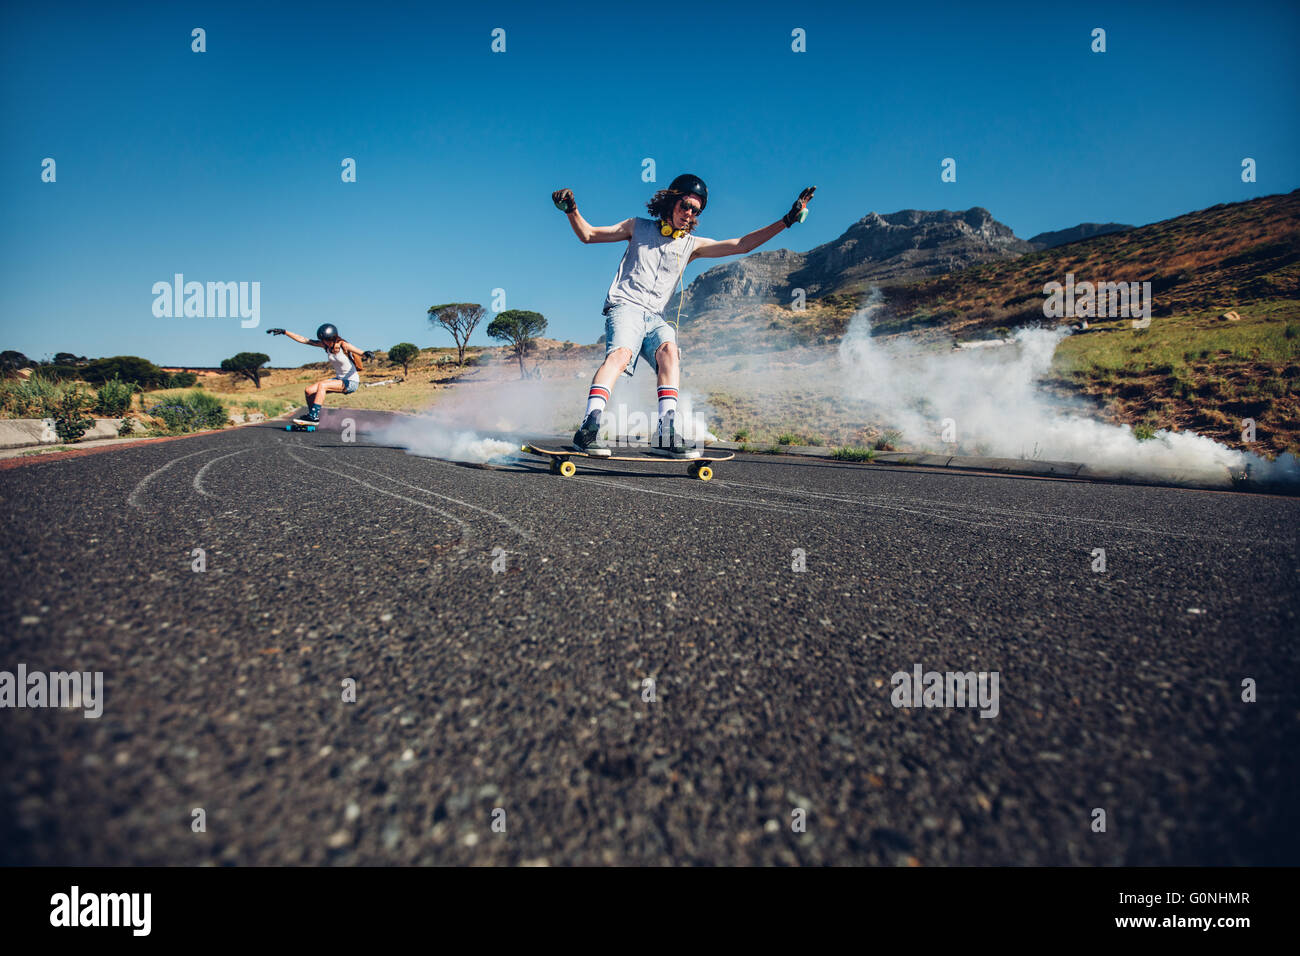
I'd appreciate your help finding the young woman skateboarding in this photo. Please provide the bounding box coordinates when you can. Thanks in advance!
[552,174,815,458]
[266,324,369,424]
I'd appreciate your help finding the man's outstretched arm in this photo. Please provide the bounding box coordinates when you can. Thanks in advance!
[690,186,816,261]
[552,188,634,244]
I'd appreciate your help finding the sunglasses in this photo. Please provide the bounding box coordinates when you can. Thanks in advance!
[677,198,702,217]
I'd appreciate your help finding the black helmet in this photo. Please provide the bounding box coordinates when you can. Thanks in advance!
[668,173,707,211]
[316,323,339,341]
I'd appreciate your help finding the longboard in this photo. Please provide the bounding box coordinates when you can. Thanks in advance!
[286,420,317,432]
[522,442,735,481]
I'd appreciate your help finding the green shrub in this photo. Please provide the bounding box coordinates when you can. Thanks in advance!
[50,384,95,442]
[95,376,135,416]
[39,364,81,381]
[83,355,169,387]
[874,429,904,450]
[1133,424,1157,441]
[1,376,59,417]
[776,432,800,445]
[832,446,875,461]
[147,391,228,433]
[731,428,750,441]
[168,371,198,388]
[1,377,102,438]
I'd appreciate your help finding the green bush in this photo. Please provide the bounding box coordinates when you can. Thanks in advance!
[38,364,81,381]
[1,376,59,417]
[1,376,101,437]
[147,391,228,433]
[168,371,198,388]
[95,376,135,416]
[832,446,876,461]
[874,429,904,450]
[83,356,169,388]
[50,384,95,442]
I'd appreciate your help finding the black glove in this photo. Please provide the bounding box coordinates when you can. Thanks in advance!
[552,188,576,214]
[782,186,816,227]
[363,350,375,360]
[266,328,286,335]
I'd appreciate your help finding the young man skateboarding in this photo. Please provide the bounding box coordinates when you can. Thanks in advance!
[552,174,815,458]
[266,324,370,424]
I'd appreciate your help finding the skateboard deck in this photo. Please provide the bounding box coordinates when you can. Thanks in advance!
[286,420,317,432]
[521,442,734,481]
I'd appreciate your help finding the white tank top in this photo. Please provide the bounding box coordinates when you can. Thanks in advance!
[604,218,706,316]
[326,344,357,380]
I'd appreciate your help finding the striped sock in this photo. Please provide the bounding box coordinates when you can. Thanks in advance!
[585,384,611,418]
[657,387,678,418]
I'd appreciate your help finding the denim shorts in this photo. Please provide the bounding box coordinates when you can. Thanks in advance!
[339,376,359,394]
[604,303,676,377]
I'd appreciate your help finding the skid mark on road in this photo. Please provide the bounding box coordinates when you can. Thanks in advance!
[127,448,228,509]
[193,448,253,498]
[717,477,1291,545]
[338,450,536,542]
[283,447,476,543]
[573,472,1001,530]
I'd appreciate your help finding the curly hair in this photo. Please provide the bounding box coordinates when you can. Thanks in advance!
[645,189,699,232]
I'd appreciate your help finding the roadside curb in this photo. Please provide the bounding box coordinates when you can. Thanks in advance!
[0,411,297,470]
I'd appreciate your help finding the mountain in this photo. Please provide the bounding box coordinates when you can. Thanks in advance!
[1027,222,1132,249]
[684,207,1033,323]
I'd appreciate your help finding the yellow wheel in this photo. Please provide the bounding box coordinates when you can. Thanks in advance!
[695,465,713,482]
[559,460,577,478]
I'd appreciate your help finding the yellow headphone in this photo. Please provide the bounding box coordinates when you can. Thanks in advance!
[659,220,687,239]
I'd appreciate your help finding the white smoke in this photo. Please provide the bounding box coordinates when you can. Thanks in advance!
[836,292,1299,490]
[371,356,719,462]
[371,374,573,464]
[378,417,517,463]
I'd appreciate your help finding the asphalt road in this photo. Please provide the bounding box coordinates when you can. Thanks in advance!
[2,414,1297,865]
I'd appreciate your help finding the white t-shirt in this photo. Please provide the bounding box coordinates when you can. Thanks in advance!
[325,344,358,381]
[604,217,711,316]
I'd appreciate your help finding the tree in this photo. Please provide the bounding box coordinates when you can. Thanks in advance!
[53,352,87,366]
[487,310,548,378]
[220,352,270,388]
[83,356,169,387]
[427,303,485,367]
[1,350,32,375]
[388,342,418,376]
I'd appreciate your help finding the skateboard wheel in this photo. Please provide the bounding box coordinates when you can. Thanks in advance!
[559,460,577,478]
[549,458,561,474]
[695,465,713,482]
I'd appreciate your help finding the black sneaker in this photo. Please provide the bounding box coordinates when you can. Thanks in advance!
[572,411,612,457]
[652,410,700,459]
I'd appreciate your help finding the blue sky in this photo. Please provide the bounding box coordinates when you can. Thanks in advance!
[2,0,1297,366]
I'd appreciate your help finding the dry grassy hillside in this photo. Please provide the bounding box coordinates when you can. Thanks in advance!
[688,191,1300,457]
